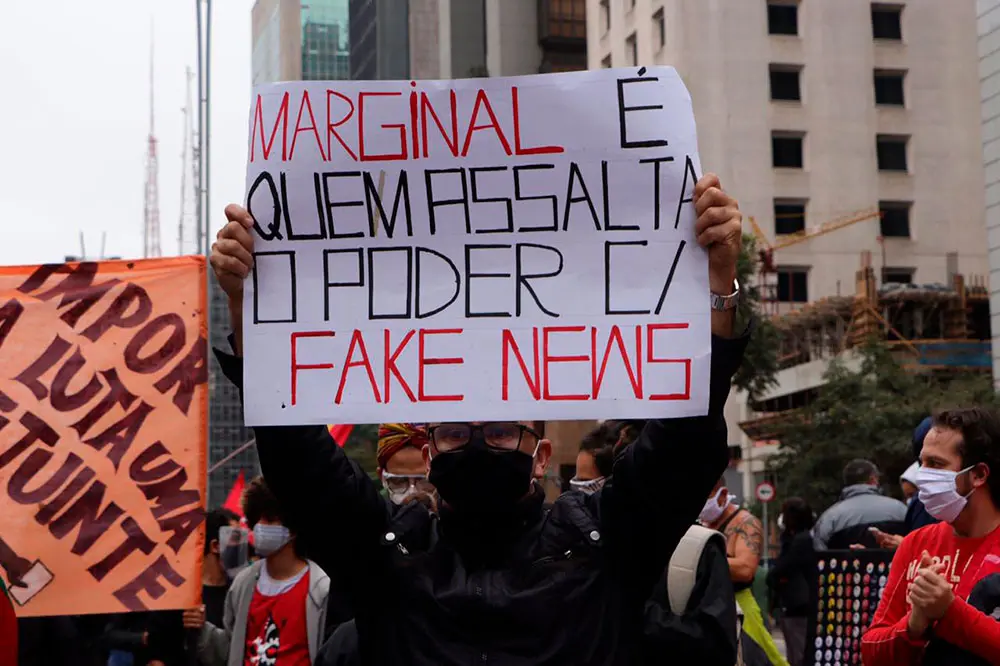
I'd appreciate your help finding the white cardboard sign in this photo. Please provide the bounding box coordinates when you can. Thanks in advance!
[241,67,711,426]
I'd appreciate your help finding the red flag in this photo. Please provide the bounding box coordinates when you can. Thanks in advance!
[328,424,354,446]
[0,579,16,665]
[222,470,246,517]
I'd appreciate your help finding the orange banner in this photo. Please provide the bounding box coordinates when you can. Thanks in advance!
[0,257,208,617]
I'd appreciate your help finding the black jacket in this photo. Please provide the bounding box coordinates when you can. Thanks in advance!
[640,536,737,666]
[216,333,746,666]
[766,531,815,616]
[317,619,361,666]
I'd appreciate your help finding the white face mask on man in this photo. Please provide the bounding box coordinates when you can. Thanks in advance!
[699,488,727,524]
[915,465,977,523]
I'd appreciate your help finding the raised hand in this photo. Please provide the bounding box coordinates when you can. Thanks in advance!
[210,205,256,302]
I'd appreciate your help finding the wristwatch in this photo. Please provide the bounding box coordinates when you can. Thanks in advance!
[710,279,741,311]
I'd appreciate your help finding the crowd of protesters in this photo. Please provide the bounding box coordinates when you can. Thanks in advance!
[6,175,1000,666]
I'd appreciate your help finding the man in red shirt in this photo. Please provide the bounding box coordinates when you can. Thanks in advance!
[190,477,332,666]
[862,407,1000,665]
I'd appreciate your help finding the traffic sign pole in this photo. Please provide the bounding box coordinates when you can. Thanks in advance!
[755,482,776,572]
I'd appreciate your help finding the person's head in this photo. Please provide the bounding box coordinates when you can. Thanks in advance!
[422,421,552,515]
[572,422,618,494]
[842,459,880,488]
[243,476,299,559]
[699,478,731,525]
[916,408,1000,524]
[899,462,920,502]
[572,420,647,493]
[202,509,239,574]
[377,423,436,508]
[779,497,814,535]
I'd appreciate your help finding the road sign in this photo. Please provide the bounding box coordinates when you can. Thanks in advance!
[756,481,776,503]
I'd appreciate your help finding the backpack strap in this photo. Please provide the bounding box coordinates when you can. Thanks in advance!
[667,524,726,614]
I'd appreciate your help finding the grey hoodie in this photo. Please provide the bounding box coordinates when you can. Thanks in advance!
[812,485,907,550]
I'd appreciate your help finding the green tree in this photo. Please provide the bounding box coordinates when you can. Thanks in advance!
[767,340,1000,512]
[342,423,380,480]
[733,233,780,401]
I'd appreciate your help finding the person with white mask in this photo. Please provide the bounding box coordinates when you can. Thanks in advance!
[190,476,335,666]
[700,480,789,666]
[863,408,1000,666]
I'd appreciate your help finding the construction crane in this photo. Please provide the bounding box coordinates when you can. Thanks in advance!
[748,207,882,314]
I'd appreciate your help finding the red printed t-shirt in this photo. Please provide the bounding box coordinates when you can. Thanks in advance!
[242,567,312,666]
[861,521,1000,665]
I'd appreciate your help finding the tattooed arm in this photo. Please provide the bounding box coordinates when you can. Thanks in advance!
[724,511,763,584]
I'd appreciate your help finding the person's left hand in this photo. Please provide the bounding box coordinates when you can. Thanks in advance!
[909,556,954,621]
[693,173,742,294]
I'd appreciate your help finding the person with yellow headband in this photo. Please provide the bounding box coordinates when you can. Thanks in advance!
[377,423,437,509]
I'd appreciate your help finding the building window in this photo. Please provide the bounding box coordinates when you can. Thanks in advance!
[883,267,914,284]
[874,70,905,106]
[879,201,912,238]
[777,269,809,303]
[600,0,610,34]
[772,132,804,169]
[774,200,806,235]
[601,54,612,68]
[625,32,637,66]
[872,4,902,40]
[653,8,666,51]
[768,2,798,36]
[769,65,801,102]
[876,134,908,172]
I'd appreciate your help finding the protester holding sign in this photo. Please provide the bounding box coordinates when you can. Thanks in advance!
[212,160,744,666]
[212,68,749,665]
[862,408,1000,666]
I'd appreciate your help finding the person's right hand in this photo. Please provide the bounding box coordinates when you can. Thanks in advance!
[211,205,256,302]
[905,552,936,639]
[182,605,206,630]
[1,554,32,587]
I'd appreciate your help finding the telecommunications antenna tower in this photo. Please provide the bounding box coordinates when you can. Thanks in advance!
[143,29,162,258]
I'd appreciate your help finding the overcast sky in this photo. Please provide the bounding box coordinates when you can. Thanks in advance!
[0,0,254,265]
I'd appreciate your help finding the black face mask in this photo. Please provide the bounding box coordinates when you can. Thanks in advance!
[428,438,535,516]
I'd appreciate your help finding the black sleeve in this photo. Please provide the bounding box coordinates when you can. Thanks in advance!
[642,539,739,665]
[144,610,188,664]
[214,346,390,608]
[767,539,798,589]
[316,619,361,666]
[100,616,147,652]
[600,331,749,603]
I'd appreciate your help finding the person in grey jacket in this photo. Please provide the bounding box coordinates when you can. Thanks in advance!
[812,459,908,550]
[186,476,332,666]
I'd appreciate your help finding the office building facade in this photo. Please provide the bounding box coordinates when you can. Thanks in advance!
[349,0,410,80]
[588,0,989,497]
[252,0,351,85]
[219,0,352,504]
[982,0,1000,386]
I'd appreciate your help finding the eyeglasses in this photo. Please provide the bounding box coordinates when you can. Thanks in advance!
[428,422,540,453]
[381,473,435,495]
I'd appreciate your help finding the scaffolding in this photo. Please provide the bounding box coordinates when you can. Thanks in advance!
[740,252,990,441]
[769,251,990,371]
